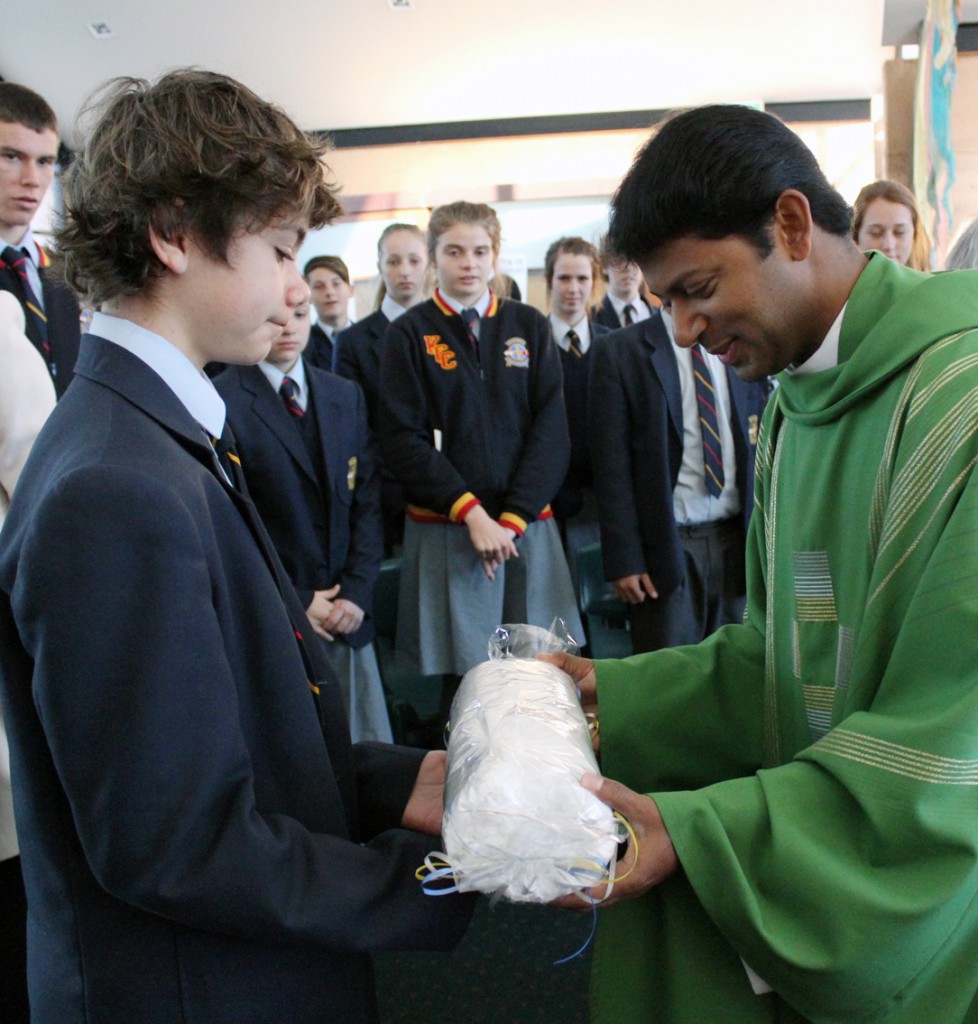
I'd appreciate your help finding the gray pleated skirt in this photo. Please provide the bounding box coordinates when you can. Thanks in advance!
[320,640,393,744]
[395,517,584,676]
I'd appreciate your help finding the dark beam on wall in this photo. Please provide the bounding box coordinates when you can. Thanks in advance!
[765,99,872,123]
[316,110,669,149]
[958,22,978,52]
[317,98,872,149]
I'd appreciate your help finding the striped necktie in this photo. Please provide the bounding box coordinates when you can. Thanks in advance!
[691,344,724,498]
[566,328,584,358]
[280,375,305,419]
[623,303,636,327]
[210,430,246,491]
[460,306,479,357]
[1,245,51,369]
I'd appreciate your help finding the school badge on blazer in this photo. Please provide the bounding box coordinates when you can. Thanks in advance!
[503,338,530,368]
[423,335,457,370]
[347,456,357,490]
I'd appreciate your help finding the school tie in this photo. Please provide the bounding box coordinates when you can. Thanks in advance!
[623,303,636,327]
[566,328,584,358]
[0,244,52,369]
[691,344,725,498]
[460,307,479,357]
[210,429,246,491]
[279,375,304,419]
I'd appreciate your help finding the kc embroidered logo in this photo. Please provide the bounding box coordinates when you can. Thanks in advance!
[424,334,457,371]
[347,456,358,491]
[502,338,530,368]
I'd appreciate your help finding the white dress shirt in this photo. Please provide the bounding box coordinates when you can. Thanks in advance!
[550,313,592,355]
[661,311,740,525]
[607,291,651,326]
[90,312,227,441]
[259,353,309,412]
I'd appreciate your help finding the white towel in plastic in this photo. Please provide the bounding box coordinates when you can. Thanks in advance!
[439,626,619,903]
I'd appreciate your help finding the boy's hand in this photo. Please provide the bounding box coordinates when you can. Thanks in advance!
[306,584,341,641]
[614,573,658,604]
[321,598,364,636]
[401,750,448,836]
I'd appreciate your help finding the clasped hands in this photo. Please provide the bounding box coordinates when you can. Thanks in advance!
[306,584,364,642]
[465,504,518,581]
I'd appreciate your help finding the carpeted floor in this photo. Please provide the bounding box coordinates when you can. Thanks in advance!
[374,895,592,1023]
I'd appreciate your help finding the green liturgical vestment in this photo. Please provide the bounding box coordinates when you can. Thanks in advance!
[592,254,978,1024]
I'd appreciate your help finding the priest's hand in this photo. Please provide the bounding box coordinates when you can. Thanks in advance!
[552,772,678,911]
[538,651,599,750]
[538,651,597,707]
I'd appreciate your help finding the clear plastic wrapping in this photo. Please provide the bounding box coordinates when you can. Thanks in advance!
[438,623,620,903]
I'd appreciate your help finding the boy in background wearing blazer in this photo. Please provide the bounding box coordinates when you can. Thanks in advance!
[216,301,393,743]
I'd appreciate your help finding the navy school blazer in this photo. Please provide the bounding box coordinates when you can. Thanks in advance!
[0,253,81,399]
[0,335,470,1024]
[333,309,389,430]
[216,361,383,648]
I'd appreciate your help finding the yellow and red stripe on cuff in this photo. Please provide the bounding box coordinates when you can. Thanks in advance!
[405,493,481,525]
[499,504,553,537]
[449,493,480,522]
[405,500,552,530]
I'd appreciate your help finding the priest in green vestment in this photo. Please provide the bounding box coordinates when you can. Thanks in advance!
[549,105,978,1024]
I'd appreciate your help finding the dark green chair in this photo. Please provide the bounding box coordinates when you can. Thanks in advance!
[372,557,443,746]
[575,542,632,659]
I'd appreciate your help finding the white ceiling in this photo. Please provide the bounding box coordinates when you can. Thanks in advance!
[1,1,974,147]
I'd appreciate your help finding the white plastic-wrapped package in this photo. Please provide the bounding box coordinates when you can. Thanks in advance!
[438,624,620,903]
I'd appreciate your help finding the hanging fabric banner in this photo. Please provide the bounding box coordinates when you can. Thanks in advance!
[913,0,960,267]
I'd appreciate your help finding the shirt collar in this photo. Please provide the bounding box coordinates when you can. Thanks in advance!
[90,312,226,438]
[381,293,409,322]
[10,228,41,267]
[259,353,307,396]
[608,290,649,322]
[436,287,491,318]
[606,292,631,317]
[550,313,590,349]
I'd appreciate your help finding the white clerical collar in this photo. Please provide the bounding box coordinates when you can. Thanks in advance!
[90,312,226,438]
[786,303,846,375]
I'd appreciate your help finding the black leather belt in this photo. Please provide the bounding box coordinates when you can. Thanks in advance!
[677,516,738,539]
